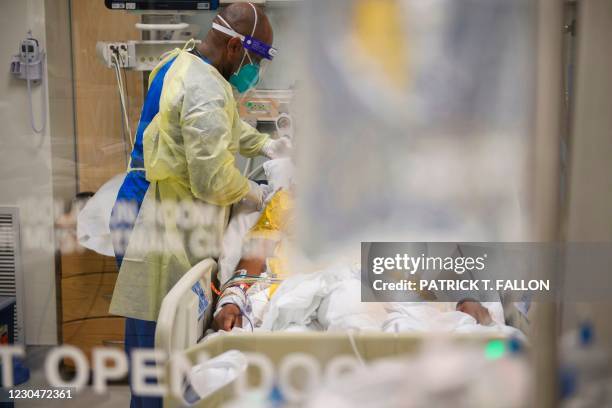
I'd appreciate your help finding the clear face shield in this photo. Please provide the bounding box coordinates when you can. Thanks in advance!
[212,8,277,95]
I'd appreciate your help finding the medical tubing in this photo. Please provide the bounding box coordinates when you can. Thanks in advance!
[121,56,131,128]
[211,282,222,296]
[111,57,127,129]
[111,59,129,166]
[114,68,130,167]
[238,305,254,331]
[220,275,283,293]
[25,49,46,134]
[122,60,132,163]
[112,52,132,141]
[111,53,133,147]
[347,329,366,366]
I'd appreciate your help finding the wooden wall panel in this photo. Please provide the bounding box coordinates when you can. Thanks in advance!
[71,0,144,192]
[61,272,118,321]
[63,317,125,363]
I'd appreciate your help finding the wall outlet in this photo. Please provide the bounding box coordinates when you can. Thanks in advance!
[96,41,131,68]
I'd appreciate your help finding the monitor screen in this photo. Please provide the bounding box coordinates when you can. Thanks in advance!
[105,0,219,11]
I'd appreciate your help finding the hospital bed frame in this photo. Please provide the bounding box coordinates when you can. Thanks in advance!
[155,255,532,356]
[155,258,217,356]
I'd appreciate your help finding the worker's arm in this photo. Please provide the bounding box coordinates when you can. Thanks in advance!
[181,81,250,206]
[237,118,270,158]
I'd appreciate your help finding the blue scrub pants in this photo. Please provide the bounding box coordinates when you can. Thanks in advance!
[124,318,161,408]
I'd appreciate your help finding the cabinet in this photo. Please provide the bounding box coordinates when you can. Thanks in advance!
[59,249,124,363]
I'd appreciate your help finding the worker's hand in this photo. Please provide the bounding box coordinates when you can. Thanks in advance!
[261,136,292,159]
[213,304,242,332]
[242,180,270,210]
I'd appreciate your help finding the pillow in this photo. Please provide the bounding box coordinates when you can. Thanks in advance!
[217,201,262,285]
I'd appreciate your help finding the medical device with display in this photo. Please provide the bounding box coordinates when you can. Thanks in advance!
[9,32,46,134]
[105,0,219,11]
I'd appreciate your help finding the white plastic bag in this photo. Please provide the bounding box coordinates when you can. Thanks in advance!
[76,173,125,256]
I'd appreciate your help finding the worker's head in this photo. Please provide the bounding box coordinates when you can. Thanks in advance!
[202,2,274,92]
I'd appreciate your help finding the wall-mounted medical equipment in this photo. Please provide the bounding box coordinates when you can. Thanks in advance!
[105,0,219,11]
[97,39,200,71]
[275,112,293,140]
[238,89,293,132]
[219,0,297,4]
[10,35,43,82]
[9,32,46,134]
[105,0,299,12]
[99,3,208,162]
[238,89,294,178]
[97,6,202,71]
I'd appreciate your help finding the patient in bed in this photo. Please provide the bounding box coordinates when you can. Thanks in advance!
[456,298,494,325]
[211,184,525,338]
[213,189,294,331]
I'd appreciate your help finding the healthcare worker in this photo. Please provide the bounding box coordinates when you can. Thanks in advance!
[108,3,289,407]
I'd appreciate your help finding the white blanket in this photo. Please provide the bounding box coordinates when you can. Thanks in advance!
[383,302,526,340]
[259,263,386,332]
[255,265,524,339]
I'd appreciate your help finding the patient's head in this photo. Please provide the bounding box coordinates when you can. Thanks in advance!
[456,298,493,326]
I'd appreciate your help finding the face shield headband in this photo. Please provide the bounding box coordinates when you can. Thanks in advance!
[212,8,277,61]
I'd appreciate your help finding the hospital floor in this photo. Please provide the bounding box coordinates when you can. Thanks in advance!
[14,346,130,408]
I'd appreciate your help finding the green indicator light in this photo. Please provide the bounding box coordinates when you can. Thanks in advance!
[485,339,506,360]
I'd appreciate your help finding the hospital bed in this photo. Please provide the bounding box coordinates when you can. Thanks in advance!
[150,162,529,405]
[155,257,525,408]
[163,331,505,408]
